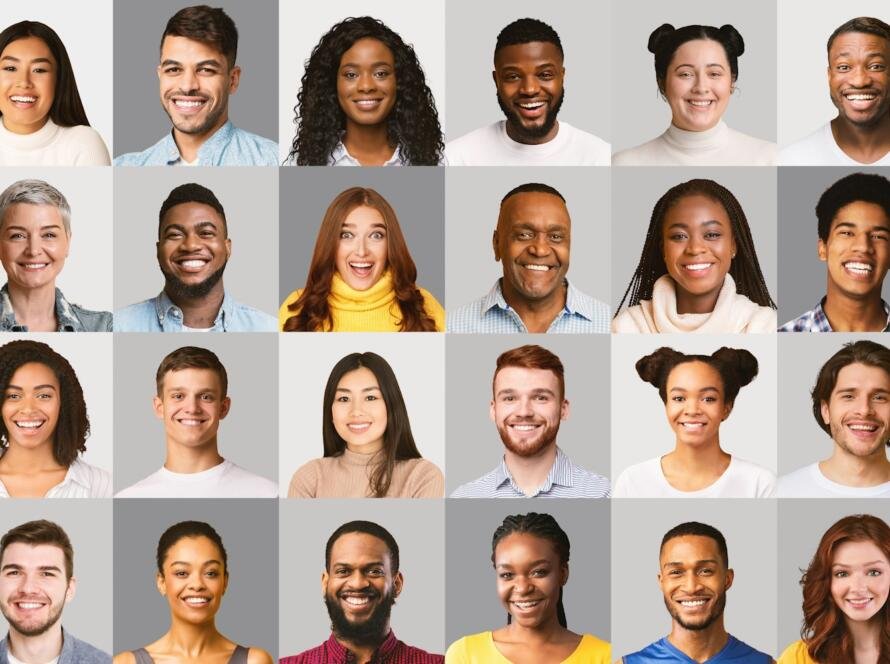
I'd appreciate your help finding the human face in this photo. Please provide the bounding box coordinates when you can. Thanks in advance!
[0,203,69,293]
[494,533,567,629]
[665,361,730,449]
[491,366,568,458]
[157,202,231,300]
[831,539,890,624]
[337,38,396,130]
[156,536,227,625]
[1,363,60,454]
[0,37,56,135]
[494,41,565,144]
[663,39,733,132]
[335,206,388,291]
[661,195,736,314]
[158,36,240,139]
[659,535,732,632]
[0,543,73,637]
[331,366,387,455]
[153,368,230,451]
[821,363,890,459]
[819,201,890,304]
[494,192,570,306]
[828,32,890,129]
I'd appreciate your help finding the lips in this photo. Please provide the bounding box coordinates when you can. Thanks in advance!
[353,98,383,111]
[522,263,556,272]
[181,595,211,608]
[338,589,378,613]
[346,422,372,433]
[677,597,710,609]
[12,596,48,612]
[170,96,208,114]
[846,596,874,609]
[515,99,547,119]
[843,260,874,280]
[175,417,206,427]
[681,262,714,277]
[174,256,211,273]
[510,598,543,613]
[686,99,714,108]
[843,90,881,111]
[347,261,374,279]
[9,95,37,108]
[18,262,50,271]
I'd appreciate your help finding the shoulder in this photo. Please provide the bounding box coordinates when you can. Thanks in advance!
[245,646,274,664]
[114,469,163,498]
[777,640,811,664]
[569,462,612,498]
[400,458,445,498]
[556,122,611,163]
[780,124,833,165]
[228,126,279,165]
[444,123,501,163]
[113,135,169,166]
[226,297,278,331]
[724,126,777,164]
[58,125,111,165]
[69,302,113,331]
[221,462,279,497]
[65,631,111,662]
[612,458,659,498]
[446,296,488,333]
[113,652,137,664]
[611,304,651,333]
[777,463,825,498]
[445,632,491,659]
[727,458,777,497]
[288,458,326,498]
[576,633,611,659]
[742,304,777,333]
[113,298,157,331]
[450,467,502,498]
[280,642,327,663]
[611,136,665,166]
[71,459,113,498]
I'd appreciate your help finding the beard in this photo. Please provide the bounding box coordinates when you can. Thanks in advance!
[831,89,890,129]
[496,418,559,458]
[164,93,228,137]
[1,596,64,637]
[324,587,396,648]
[162,262,226,300]
[664,590,726,631]
[498,88,565,142]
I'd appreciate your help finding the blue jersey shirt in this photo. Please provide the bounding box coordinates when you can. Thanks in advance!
[623,635,771,663]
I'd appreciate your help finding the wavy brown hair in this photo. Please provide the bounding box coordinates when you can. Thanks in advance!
[283,187,437,332]
[800,514,890,662]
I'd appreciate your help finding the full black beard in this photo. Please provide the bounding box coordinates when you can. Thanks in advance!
[162,262,226,300]
[498,88,566,142]
[324,588,395,648]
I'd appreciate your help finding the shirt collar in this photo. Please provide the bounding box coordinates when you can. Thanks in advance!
[814,297,890,332]
[495,447,573,496]
[482,279,590,319]
[154,289,233,330]
[330,140,403,166]
[0,284,82,332]
[158,120,236,165]
[325,630,399,661]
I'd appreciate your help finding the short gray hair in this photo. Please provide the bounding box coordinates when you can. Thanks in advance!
[0,180,71,235]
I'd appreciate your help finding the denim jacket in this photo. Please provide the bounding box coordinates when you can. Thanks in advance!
[0,284,112,332]
[114,289,276,332]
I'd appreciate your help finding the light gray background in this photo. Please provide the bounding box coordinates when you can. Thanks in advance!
[445,167,611,311]
[611,167,778,312]
[0,168,112,312]
[778,0,890,147]
[777,333,890,474]
[445,334,610,494]
[279,499,444,656]
[1,0,113,151]
[611,334,778,478]
[778,501,890,652]
[611,499,778,659]
[445,499,610,646]
[610,0,778,153]
[278,167,444,306]
[444,0,611,142]
[112,333,277,492]
[277,0,446,164]
[112,0,278,156]
[778,167,890,324]
[112,167,279,316]
[0,500,112,654]
[113,499,277,657]
[278,333,445,494]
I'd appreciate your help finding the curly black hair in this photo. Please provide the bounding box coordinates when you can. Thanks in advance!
[288,16,443,166]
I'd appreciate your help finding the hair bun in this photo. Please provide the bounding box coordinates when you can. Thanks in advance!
[712,347,758,387]
[636,347,682,386]
[647,24,676,54]
[717,24,744,57]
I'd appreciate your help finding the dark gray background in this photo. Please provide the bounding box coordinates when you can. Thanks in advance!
[112,0,278,156]
[112,499,277,657]
[278,167,444,306]
[445,334,610,494]
[112,333,277,492]
[445,167,610,311]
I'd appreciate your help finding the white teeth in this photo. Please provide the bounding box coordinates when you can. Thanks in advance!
[184,597,209,605]
[350,262,372,269]
[684,263,712,271]
[343,596,370,606]
[348,423,371,431]
[22,263,48,269]
[846,94,876,101]
[681,422,704,429]
[518,102,545,109]
[355,100,380,107]
[10,96,36,103]
[688,100,713,107]
[680,599,707,607]
[179,260,207,269]
[849,424,878,432]
[848,597,872,606]
[15,421,43,429]
[845,262,873,274]
[513,600,540,608]
[524,264,551,271]
[177,419,204,426]
[510,424,538,431]
[16,602,43,609]
[174,100,205,108]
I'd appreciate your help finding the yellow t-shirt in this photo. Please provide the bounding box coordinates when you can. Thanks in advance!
[777,640,816,664]
[445,631,610,664]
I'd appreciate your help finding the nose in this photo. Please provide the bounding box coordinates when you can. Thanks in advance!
[179,67,199,94]
[680,570,703,593]
[691,72,708,93]
[180,231,202,251]
[14,66,33,88]
[519,73,540,96]
[683,399,702,416]
[853,230,874,253]
[186,571,206,591]
[25,234,41,256]
[684,234,705,255]
[357,70,377,93]
[183,394,204,413]
[528,232,551,256]
[345,569,370,589]
[354,235,369,257]
[856,394,876,416]
[850,65,871,88]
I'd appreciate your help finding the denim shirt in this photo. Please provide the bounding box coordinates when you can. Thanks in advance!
[0,628,111,664]
[114,289,277,332]
[0,284,112,332]
[113,120,278,166]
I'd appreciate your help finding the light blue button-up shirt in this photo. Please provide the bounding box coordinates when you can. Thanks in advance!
[113,120,278,166]
[114,290,276,332]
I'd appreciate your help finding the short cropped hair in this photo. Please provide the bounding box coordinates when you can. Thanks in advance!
[495,18,563,59]
[500,182,566,206]
[156,520,227,574]
[494,344,565,400]
[158,182,228,237]
[325,521,400,573]
[661,521,729,568]
[162,4,238,68]
[155,346,228,397]
[0,179,71,235]
[827,17,890,55]
[0,520,74,579]
[815,173,890,242]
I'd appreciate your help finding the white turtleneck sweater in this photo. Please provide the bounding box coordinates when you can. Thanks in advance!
[0,118,110,166]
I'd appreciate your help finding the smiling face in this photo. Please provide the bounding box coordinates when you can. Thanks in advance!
[663,39,733,132]
[821,362,890,460]
[830,539,890,624]
[0,37,56,135]
[0,543,73,637]
[1,362,60,454]
[494,533,567,629]
[494,41,565,144]
[335,205,388,292]
[337,37,397,131]
[661,194,736,314]
[828,32,890,129]
[153,368,230,452]
[0,203,69,293]
[331,366,387,455]
[665,361,730,450]
[659,534,732,632]
[156,535,227,626]
[158,36,240,140]
[490,366,568,458]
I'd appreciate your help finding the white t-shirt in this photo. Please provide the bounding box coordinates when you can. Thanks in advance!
[445,120,610,166]
[0,119,110,166]
[780,123,890,166]
[115,459,278,498]
[778,462,890,498]
[612,456,776,498]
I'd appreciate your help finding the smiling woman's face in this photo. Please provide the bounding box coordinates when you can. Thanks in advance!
[494,533,566,629]
[664,361,730,449]
[830,539,890,624]
[0,36,56,134]
[336,38,397,130]
[156,535,227,626]
[663,39,732,132]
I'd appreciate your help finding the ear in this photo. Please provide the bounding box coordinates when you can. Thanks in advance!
[492,229,501,262]
[489,399,496,423]
[219,396,231,420]
[730,234,737,260]
[65,575,77,604]
[153,395,164,420]
[225,238,232,260]
[393,570,404,599]
[221,571,229,596]
[560,562,569,586]
[724,567,734,591]
[818,238,827,262]
[560,398,570,421]
[321,570,329,597]
[491,69,497,87]
[156,571,166,597]
[157,64,162,81]
[228,65,241,94]
[821,400,830,426]
[722,401,733,421]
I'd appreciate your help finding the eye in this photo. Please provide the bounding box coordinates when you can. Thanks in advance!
[549,233,565,242]
[35,392,54,401]
[502,395,515,402]
[702,396,717,403]
[163,66,182,75]
[867,569,883,577]
[868,63,886,72]
[205,569,220,577]
[174,570,188,577]
[534,394,550,402]
[199,394,215,401]
[342,70,358,80]
[668,233,688,241]
[335,395,350,403]
[871,232,889,241]
[339,231,354,240]
[704,231,722,240]
[373,69,391,79]
[538,70,555,80]
[365,394,379,401]
[836,64,851,72]
[2,65,16,72]
[170,392,184,400]
[671,395,685,402]
[499,572,514,580]
[367,567,384,577]
[6,232,26,241]
[834,570,849,578]
[197,66,218,75]
[531,567,551,577]
[516,231,534,241]
[369,231,386,240]
[4,393,20,401]
[698,567,715,576]
[41,232,57,240]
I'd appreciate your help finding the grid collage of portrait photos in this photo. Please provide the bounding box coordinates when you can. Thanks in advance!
[2,0,890,662]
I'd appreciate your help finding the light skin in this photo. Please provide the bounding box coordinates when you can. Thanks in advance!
[0,36,56,135]
[818,201,890,332]
[493,192,571,333]
[494,41,564,145]
[335,206,388,292]
[331,367,387,456]
[663,39,733,132]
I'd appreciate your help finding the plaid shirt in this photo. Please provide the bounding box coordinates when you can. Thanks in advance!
[280,632,442,664]
[778,298,890,332]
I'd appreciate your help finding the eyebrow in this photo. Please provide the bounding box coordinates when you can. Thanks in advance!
[340,60,392,68]
[165,386,216,394]
[170,559,223,567]
[6,384,56,391]
[496,558,550,568]
[336,386,381,393]
[663,558,719,568]
[832,221,890,232]
[512,222,568,232]
[669,386,720,393]
[340,222,386,230]
[666,219,724,230]
[161,58,223,68]
[331,560,385,568]
[833,50,887,59]
[1,563,62,573]
[3,224,64,233]
[162,221,220,234]
[496,387,557,398]
[0,55,53,65]
[673,62,726,70]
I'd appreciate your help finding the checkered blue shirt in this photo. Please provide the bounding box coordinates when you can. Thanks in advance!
[779,298,890,332]
[447,279,610,333]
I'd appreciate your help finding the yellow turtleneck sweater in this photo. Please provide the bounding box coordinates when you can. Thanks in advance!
[279,270,445,331]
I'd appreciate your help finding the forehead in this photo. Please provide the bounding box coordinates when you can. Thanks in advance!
[160,367,223,393]
[829,31,890,59]
[832,539,890,564]
[340,38,394,66]
[667,361,723,390]
[494,532,558,564]
[494,366,560,392]
[0,36,54,60]
[660,534,723,565]
[832,362,890,393]
[160,34,227,64]
[342,205,385,228]
[829,200,890,231]
[336,366,380,390]
[1,203,65,230]
[161,202,225,232]
[164,535,223,564]
[663,194,731,228]
[0,542,66,569]
[668,39,729,66]
[329,532,392,568]
[9,362,59,388]
[495,41,563,68]
[500,192,570,229]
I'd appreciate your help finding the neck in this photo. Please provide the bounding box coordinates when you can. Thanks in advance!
[172,117,226,163]
[165,282,225,328]
[342,122,395,166]
[6,282,58,331]
[0,442,62,471]
[675,286,721,315]
[831,115,890,163]
[334,627,389,664]
[503,613,565,645]
[7,624,64,664]
[847,616,882,663]
[669,437,726,469]
[504,444,557,496]
[164,441,223,474]
[165,620,223,656]
[823,289,886,332]
[505,119,559,146]
[500,278,566,333]
[667,618,729,662]
[821,446,890,487]
[1,116,49,136]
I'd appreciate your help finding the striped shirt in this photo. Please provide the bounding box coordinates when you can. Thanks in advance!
[280,631,443,664]
[447,279,610,334]
[450,447,611,498]
[779,297,890,332]
[0,458,112,498]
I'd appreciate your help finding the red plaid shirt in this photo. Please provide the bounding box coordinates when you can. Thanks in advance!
[279,631,444,664]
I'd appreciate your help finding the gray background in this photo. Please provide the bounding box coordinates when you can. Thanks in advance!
[611,499,778,659]
[444,0,611,142]
[611,334,778,478]
[445,167,611,311]
[610,0,778,153]
[277,0,446,164]
[278,167,444,306]
[112,333,277,493]
[112,0,278,156]
[777,333,890,474]
[113,499,277,657]
[611,167,778,312]
[0,500,112,654]
[279,499,445,656]
[445,499,610,645]
[112,167,279,316]
[445,333,610,494]
[778,167,890,325]
[278,333,445,493]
